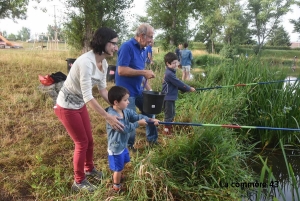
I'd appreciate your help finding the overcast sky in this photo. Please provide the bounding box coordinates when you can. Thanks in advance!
[1,0,299,41]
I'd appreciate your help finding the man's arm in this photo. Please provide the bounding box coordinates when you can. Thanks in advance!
[118,66,155,80]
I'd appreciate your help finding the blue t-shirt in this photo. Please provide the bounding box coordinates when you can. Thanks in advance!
[115,38,145,97]
[145,45,152,64]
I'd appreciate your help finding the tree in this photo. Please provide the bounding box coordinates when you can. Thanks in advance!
[290,1,300,36]
[245,0,294,54]
[290,18,300,35]
[146,0,194,49]
[47,24,65,41]
[0,0,29,20]
[63,0,133,52]
[194,0,224,53]
[17,27,30,41]
[222,0,248,46]
[266,25,291,46]
[7,33,17,41]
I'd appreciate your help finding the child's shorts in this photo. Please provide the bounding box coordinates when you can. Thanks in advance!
[182,65,191,72]
[108,148,130,172]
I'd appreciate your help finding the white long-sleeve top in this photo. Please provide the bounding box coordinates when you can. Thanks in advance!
[56,50,108,109]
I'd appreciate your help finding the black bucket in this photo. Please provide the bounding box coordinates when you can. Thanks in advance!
[106,65,116,82]
[66,58,76,72]
[143,91,166,114]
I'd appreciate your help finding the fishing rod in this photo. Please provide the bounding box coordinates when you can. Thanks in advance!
[195,79,300,91]
[156,121,300,132]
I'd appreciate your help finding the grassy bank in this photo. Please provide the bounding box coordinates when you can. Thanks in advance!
[0,47,299,200]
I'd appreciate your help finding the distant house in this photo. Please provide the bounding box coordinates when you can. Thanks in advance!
[290,42,300,49]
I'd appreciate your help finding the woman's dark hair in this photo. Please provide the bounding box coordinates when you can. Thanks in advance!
[164,52,178,65]
[108,86,129,105]
[183,42,188,48]
[90,27,118,55]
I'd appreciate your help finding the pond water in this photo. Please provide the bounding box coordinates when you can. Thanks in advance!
[282,76,299,94]
[246,148,300,201]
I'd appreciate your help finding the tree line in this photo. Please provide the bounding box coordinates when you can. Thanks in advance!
[1,0,299,54]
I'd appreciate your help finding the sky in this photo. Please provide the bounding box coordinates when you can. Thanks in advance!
[1,0,299,42]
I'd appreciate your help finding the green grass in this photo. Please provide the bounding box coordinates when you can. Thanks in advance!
[1,46,299,200]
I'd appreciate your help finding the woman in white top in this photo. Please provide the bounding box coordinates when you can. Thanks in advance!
[55,27,124,193]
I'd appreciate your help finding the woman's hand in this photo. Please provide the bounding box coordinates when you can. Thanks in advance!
[106,114,124,131]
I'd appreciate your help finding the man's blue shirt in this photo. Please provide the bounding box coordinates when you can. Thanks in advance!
[116,38,145,97]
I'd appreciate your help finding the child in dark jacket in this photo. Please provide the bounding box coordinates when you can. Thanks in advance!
[162,52,195,135]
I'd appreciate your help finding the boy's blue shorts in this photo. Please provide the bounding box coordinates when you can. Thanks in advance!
[108,148,130,172]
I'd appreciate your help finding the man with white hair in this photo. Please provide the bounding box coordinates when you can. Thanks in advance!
[115,23,158,150]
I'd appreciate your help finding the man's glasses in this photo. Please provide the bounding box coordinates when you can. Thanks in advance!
[143,34,153,39]
[109,41,118,47]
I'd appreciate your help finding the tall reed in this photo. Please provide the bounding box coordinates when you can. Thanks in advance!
[198,55,300,146]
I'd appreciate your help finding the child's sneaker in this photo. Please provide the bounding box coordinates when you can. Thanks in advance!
[107,184,126,196]
[71,179,96,193]
[163,125,172,136]
[111,184,126,194]
[85,168,103,181]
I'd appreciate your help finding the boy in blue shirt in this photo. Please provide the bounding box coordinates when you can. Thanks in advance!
[106,86,160,193]
[162,52,195,135]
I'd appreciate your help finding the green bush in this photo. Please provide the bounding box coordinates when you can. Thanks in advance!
[193,55,224,69]
[219,45,239,59]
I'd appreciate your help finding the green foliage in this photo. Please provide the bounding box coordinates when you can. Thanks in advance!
[239,48,300,60]
[246,0,293,54]
[47,24,65,42]
[146,0,193,46]
[145,128,253,200]
[204,56,300,145]
[63,0,133,51]
[1,47,300,200]
[255,141,300,200]
[0,0,29,20]
[17,27,30,41]
[219,44,239,59]
[64,14,85,51]
[193,54,223,68]
[240,45,296,51]
[195,0,223,54]
[7,33,17,41]
[223,0,249,46]
[266,26,291,47]
[205,43,223,54]
[191,42,206,50]
[290,17,300,34]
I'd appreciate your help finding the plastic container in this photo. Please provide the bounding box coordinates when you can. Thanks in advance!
[66,58,76,72]
[143,91,166,114]
[106,65,116,82]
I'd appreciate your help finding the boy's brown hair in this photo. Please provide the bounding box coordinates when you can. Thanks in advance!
[164,52,178,66]
[108,86,129,105]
